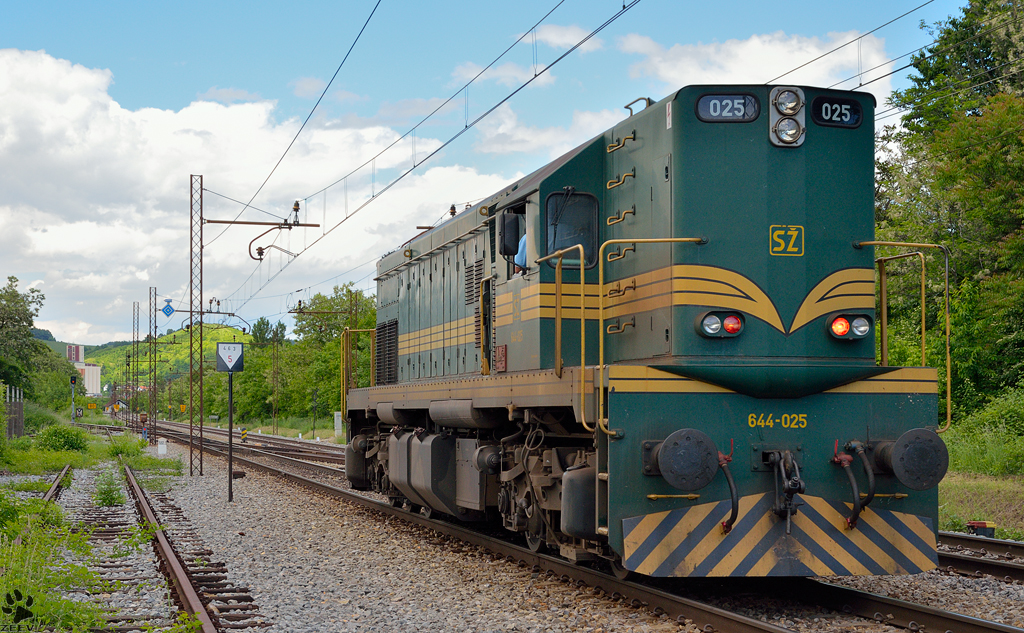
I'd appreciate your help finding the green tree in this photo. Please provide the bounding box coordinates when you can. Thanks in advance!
[889,0,1024,139]
[0,276,45,392]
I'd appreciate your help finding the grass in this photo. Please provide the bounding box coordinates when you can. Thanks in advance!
[1,480,51,494]
[0,490,106,631]
[939,472,1024,540]
[1,442,110,475]
[124,453,184,492]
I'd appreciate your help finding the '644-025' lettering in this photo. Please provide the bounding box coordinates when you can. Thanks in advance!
[748,413,808,428]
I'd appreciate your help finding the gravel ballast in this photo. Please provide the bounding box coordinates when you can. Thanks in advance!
[162,443,696,632]
[159,443,1024,632]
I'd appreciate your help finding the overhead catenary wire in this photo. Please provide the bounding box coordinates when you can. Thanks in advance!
[303,0,567,200]
[829,7,1024,90]
[876,56,1024,122]
[225,0,642,313]
[765,0,936,84]
[203,189,285,221]
[206,0,382,247]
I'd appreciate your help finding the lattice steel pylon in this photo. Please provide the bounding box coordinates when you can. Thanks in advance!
[149,287,157,428]
[132,301,140,434]
[188,175,204,476]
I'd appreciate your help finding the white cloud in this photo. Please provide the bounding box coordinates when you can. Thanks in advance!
[0,49,517,344]
[290,76,326,98]
[452,61,555,88]
[534,25,603,53]
[618,30,893,108]
[197,86,261,104]
[473,103,622,158]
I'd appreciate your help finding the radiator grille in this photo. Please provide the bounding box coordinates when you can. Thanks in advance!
[375,319,399,385]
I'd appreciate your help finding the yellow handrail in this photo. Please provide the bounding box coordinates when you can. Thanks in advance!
[875,252,926,367]
[856,241,952,433]
[340,327,377,421]
[598,237,707,436]
[479,275,494,376]
[535,245,592,433]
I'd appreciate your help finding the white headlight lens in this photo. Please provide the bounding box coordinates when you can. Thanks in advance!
[852,317,870,336]
[775,90,801,115]
[776,118,802,144]
[702,315,722,335]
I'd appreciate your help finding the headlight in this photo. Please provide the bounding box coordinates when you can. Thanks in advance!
[851,317,870,336]
[702,314,722,335]
[775,89,802,115]
[775,117,802,144]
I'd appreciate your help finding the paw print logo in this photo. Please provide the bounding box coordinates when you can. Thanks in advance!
[2,589,34,623]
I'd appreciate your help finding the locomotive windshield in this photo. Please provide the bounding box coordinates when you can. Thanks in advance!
[546,191,598,267]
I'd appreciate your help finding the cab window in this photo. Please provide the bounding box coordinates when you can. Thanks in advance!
[545,191,597,268]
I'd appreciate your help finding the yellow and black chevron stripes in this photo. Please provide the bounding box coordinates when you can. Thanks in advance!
[621,493,937,577]
[608,365,938,395]
[789,268,876,333]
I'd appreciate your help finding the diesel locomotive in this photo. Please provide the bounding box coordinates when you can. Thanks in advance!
[343,84,951,577]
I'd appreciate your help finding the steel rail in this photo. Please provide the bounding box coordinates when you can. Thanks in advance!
[123,466,218,633]
[940,531,1024,559]
[796,579,1024,633]
[938,551,1024,583]
[42,464,71,503]
[157,419,347,454]
[183,441,787,633]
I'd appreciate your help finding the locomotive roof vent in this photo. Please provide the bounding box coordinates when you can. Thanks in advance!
[769,86,806,148]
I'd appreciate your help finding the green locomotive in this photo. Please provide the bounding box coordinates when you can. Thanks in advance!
[344,84,950,577]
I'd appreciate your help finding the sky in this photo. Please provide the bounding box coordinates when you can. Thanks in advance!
[1,0,967,345]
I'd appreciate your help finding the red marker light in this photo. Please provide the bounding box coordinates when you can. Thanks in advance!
[723,315,742,334]
[831,317,850,337]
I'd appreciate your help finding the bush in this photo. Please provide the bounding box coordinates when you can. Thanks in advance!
[35,425,88,453]
[92,469,125,507]
[956,385,1024,436]
[108,434,146,459]
[8,436,32,451]
[23,402,62,434]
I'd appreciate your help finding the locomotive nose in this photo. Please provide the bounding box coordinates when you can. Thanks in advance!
[875,428,949,491]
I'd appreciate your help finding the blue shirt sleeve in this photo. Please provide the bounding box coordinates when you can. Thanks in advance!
[514,234,527,268]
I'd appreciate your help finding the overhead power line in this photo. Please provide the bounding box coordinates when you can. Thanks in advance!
[829,6,1024,90]
[224,0,642,313]
[766,0,935,84]
[207,0,383,247]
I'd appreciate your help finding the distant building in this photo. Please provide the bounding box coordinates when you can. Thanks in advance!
[67,344,85,362]
[74,363,101,396]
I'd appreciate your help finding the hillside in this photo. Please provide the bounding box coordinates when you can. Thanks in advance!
[85,326,251,388]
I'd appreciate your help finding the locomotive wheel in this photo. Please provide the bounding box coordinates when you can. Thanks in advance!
[389,497,403,508]
[609,558,635,581]
[408,503,423,514]
[421,506,434,519]
[526,533,545,553]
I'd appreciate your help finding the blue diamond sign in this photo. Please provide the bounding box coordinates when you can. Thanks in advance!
[161,304,175,317]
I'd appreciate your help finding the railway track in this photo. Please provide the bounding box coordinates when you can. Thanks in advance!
[938,532,1024,583]
[158,431,1024,633]
[35,437,271,631]
[155,419,348,464]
